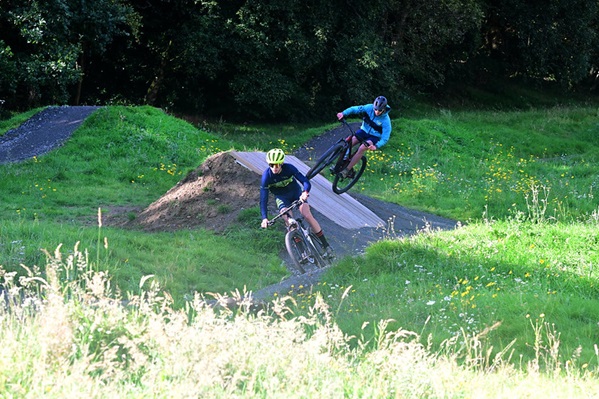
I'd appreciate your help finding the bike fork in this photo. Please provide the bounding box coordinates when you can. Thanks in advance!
[299,229,315,263]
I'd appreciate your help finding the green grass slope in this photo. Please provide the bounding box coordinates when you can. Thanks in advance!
[1,102,599,376]
[0,106,290,304]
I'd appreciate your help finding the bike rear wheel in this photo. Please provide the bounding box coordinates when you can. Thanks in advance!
[332,155,367,194]
[284,230,312,273]
[306,142,346,179]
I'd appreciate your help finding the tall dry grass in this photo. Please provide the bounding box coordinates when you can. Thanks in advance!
[0,243,597,398]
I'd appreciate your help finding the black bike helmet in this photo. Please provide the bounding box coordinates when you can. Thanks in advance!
[373,96,388,111]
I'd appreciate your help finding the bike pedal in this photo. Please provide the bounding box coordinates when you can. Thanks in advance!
[323,248,335,259]
[341,168,355,179]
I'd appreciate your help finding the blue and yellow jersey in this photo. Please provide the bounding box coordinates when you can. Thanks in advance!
[260,163,310,219]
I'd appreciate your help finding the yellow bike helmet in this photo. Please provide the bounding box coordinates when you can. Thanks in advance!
[266,148,285,164]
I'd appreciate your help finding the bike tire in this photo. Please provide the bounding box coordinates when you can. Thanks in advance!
[307,233,331,268]
[284,230,308,274]
[332,155,367,194]
[306,142,346,179]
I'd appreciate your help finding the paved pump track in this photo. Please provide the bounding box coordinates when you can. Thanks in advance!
[231,151,385,230]
[0,106,461,303]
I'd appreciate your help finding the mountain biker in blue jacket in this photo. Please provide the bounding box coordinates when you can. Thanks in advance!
[336,95,392,177]
[260,148,333,256]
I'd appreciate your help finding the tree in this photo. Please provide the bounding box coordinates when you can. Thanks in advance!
[0,0,79,108]
[2,0,597,118]
[66,0,140,104]
[0,0,138,109]
[478,0,599,87]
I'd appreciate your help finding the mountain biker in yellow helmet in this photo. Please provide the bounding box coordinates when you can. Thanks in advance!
[260,148,333,257]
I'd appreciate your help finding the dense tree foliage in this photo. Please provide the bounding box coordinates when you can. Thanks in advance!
[1,0,597,121]
[479,0,598,86]
[0,0,137,109]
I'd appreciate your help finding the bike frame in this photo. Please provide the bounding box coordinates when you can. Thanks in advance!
[292,217,322,258]
[305,119,370,194]
[330,119,369,174]
[267,199,303,227]
[267,200,328,271]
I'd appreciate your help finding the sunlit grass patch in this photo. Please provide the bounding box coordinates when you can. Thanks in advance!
[357,106,599,221]
[313,218,599,368]
[3,103,599,393]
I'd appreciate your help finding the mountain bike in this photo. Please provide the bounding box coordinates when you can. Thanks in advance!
[267,200,333,273]
[305,119,368,194]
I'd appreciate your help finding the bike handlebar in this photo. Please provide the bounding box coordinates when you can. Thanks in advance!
[266,199,304,226]
[339,118,369,145]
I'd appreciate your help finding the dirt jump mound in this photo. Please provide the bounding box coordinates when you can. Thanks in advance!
[127,151,262,232]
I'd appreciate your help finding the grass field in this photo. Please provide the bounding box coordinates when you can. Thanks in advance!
[1,100,599,396]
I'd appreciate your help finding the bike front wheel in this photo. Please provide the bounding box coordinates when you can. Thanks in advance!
[307,233,331,268]
[284,230,312,274]
[306,142,346,179]
[332,155,367,194]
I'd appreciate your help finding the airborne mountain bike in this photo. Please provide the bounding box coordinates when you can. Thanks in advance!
[267,200,332,274]
[305,119,368,194]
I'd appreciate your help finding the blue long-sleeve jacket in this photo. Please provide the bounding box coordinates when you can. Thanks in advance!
[341,103,392,148]
[260,163,310,219]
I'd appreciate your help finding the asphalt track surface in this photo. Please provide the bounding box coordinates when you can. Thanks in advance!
[0,106,460,303]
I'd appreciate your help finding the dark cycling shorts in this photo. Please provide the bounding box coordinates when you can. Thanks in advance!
[274,183,302,211]
[356,129,380,146]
